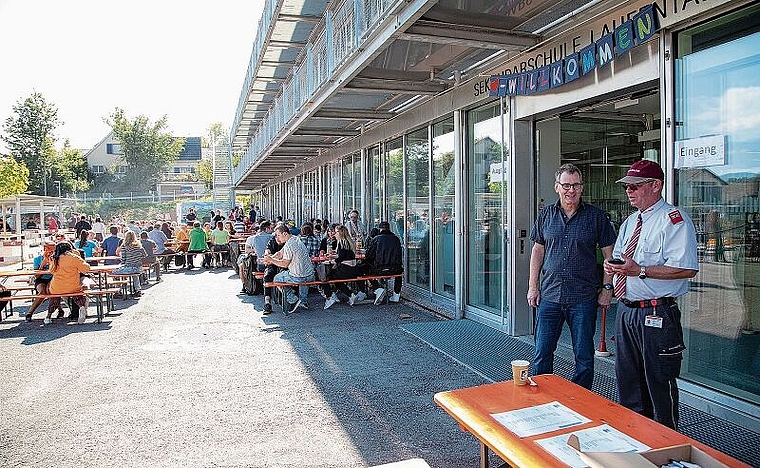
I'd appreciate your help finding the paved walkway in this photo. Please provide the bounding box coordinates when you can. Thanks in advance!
[1,268,496,468]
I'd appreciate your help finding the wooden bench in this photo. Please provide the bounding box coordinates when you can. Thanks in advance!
[1,288,121,323]
[107,272,142,297]
[154,253,177,272]
[265,273,403,314]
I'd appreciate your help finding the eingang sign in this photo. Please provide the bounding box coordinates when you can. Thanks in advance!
[488,4,659,97]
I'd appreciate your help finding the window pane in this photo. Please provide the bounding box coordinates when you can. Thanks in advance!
[386,139,404,237]
[406,127,430,289]
[433,117,456,298]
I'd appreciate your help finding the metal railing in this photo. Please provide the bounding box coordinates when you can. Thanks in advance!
[231,0,402,186]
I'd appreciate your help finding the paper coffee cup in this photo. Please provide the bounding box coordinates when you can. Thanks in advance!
[511,359,530,386]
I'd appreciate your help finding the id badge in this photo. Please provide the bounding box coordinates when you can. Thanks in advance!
[645,315,663,328]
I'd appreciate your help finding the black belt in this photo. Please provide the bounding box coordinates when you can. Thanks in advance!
[620,297,675,308]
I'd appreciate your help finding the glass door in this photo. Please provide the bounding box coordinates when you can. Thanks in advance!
[466,103,507,317]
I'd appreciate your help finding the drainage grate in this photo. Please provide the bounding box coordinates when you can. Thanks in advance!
[401,319,759,467]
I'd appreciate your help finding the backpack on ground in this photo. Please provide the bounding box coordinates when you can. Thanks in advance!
[242,256,263,295]
[174,252,186,267]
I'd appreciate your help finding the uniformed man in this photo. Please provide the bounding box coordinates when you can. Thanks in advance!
[604,159,698,429]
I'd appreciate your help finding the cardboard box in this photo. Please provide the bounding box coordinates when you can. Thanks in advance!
[567,434,729,468]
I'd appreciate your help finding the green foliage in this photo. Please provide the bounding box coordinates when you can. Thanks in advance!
[0,156,30,197]
[51,140,91,195]
[204,122,227,148]
[107,108,184,191]
[1,92,60,195]
[75,200,178,222]
[196,159,213,189]
[232,153,242,168]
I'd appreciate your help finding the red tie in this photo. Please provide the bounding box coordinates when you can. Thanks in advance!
[614,213,642,299]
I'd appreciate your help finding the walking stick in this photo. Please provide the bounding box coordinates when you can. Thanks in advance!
[595,305,612,357]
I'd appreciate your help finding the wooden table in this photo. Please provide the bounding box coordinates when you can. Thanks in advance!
[434,374,749,468]
[85,256,121,263]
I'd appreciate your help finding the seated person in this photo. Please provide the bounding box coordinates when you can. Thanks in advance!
[113,231,148,297]
[44,241,92,325]
[101,226,123,265]
[27,242,56,321]
[74,229,99,265]
[362,221,404,304]
[323,225,366,309]
[187,222,211,270]
[211,221,231,266]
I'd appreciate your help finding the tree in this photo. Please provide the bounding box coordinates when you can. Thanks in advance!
[2,92,60,195]
[196,159,213,189]
[0,156,30,197]
[204,122,227,148]
[51,140,91,195]
[107,108,184,191]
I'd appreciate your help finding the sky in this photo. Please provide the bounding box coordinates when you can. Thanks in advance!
[0,0,265,153]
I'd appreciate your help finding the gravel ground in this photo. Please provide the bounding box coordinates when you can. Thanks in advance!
[0,267,493,468]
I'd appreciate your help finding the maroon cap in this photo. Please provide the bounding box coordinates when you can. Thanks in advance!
[617,159,664,184]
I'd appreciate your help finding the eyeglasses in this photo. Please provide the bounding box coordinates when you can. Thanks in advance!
[623,180,654,191]
[557,182,584,191]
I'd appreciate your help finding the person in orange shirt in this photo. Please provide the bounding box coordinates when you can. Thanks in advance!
[44,241,91,325]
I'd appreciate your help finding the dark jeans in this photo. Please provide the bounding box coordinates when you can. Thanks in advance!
[532,299,597,390]
[187,249,211,267]
[324,264,362,297]
[615,299,684,429]
[263,264,279,298]
[364,265,403,293]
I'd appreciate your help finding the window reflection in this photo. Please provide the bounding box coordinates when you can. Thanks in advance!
[675,14,760,402]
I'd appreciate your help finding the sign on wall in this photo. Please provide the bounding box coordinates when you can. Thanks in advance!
[488,4,659,97]
[674,135,727,168]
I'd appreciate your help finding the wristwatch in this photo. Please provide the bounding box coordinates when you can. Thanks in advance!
[603,283,613,290]
[639,266,647,279]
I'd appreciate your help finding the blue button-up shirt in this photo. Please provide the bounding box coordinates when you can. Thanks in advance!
[530,199,616,304]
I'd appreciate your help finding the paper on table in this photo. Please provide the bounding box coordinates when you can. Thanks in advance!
[535,424,651,468]
[490,401,591,438]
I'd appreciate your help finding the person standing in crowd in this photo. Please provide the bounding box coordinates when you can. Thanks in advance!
[74,215,91,238]
[101,226,123,265]
[527,163,616,390]
[263,223,315,313]
[47,215,60,234]
[344,209,366,245]
[362,221,403,305]
[185,208,197,223]
[249,205,260,222]
[91,217,106,242]
[113,231,148,298]
[604,159,698,429]
[44,241,92,325]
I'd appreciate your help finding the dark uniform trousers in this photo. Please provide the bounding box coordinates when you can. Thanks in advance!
[615,298,685,430]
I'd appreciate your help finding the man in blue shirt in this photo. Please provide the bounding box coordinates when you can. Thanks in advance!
[528,163,616,390]
[101,226,124,265]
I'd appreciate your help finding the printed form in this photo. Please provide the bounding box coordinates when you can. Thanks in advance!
[490,401,591,438]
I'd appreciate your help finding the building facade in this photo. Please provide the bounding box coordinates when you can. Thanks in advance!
[85,131,203,181]
[230,0,760,429]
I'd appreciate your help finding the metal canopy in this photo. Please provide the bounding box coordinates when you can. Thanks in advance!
[0,195,76,236]
[231,0,594,190]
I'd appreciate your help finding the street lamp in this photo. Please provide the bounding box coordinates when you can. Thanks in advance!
[53,181,61,198]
